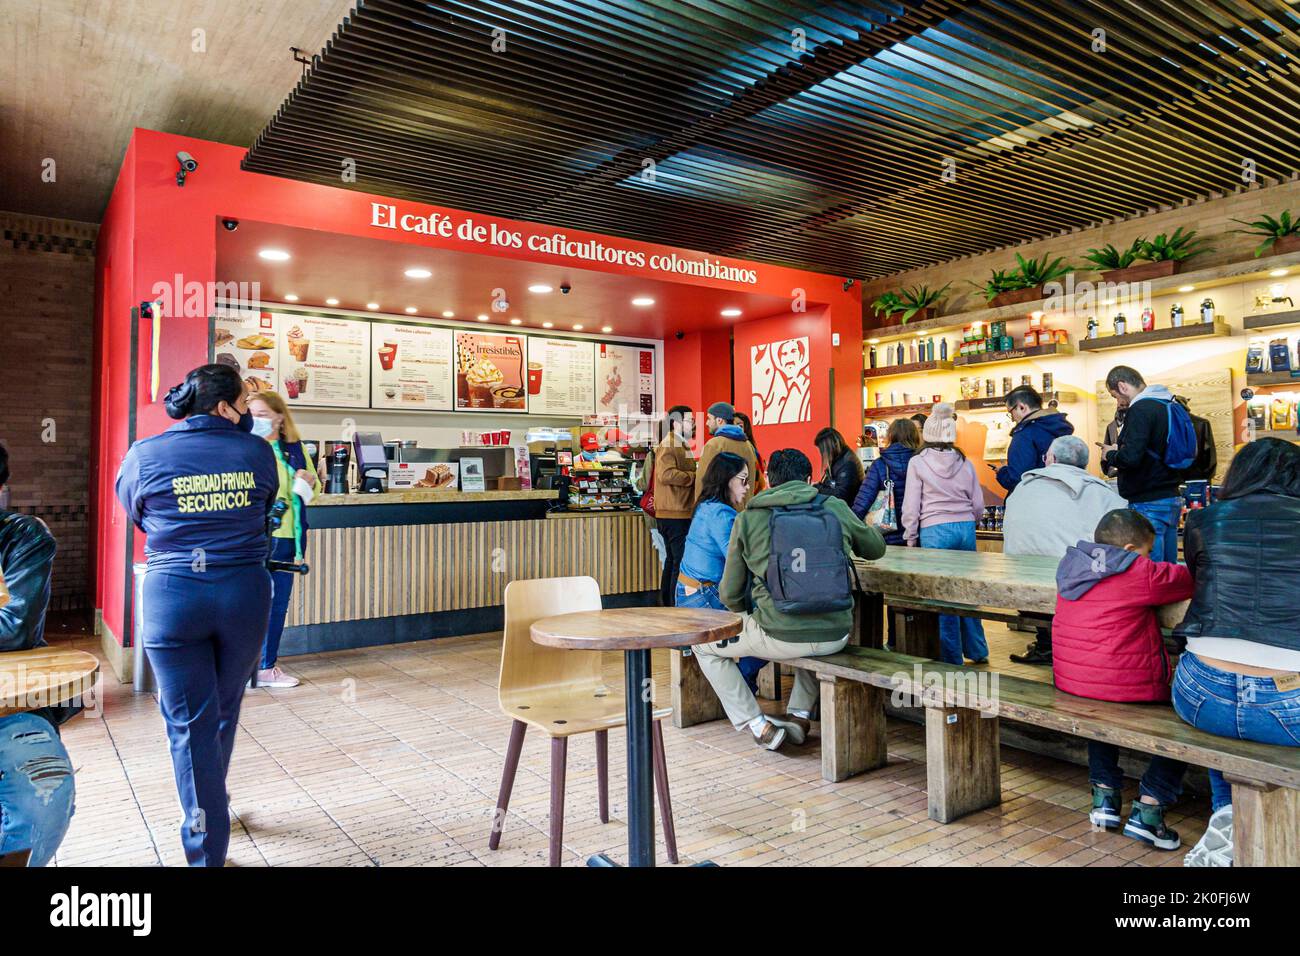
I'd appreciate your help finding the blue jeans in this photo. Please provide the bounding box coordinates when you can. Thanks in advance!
[143,562,271,866]
[262,537,298,670]
[1087,741,1186,806]
[0,712,75,866]
[1172,652,1300,812]
[1130,498,1181,564]
[675,582,765,693]
[919,521,988,665]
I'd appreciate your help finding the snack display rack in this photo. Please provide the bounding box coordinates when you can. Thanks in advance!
[566,464,636,512]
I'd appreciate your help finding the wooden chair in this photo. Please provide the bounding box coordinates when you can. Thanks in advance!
[489,576,678,866]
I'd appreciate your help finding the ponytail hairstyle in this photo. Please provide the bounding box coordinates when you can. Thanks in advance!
[164,364,244,420]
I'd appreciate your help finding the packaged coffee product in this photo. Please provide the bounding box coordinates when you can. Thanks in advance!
[1269,337,1292,372]
[1246,340,1266,374]
[1042,372,1054,393]
[1270,397,1295,431]
[1247,398,1268,431]
[1002,376,1013,395]
[985,378,996,397]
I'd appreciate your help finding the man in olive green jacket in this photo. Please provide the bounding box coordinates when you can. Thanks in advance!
[695,448,886,752]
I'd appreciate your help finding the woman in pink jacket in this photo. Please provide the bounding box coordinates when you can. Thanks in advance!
[901,404,989,664]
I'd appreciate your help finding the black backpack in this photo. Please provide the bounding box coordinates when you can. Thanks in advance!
[764,494,855,614]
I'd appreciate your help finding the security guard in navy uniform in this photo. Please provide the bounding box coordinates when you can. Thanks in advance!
[116,363,278,866]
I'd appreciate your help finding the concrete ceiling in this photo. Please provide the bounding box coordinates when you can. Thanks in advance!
[0,0,356,224]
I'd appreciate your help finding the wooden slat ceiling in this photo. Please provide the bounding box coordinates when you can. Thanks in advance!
[243,0,1300,279]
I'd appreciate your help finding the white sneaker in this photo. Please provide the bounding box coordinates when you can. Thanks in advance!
[256,666,300,688]
[1183,805,1233,867]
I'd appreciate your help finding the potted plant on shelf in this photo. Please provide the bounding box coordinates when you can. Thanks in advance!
[870,283,951,326]
[1233,210,1300,257]
[1132,228,1211,279]
[1084,237,1145,281]
[982,254,1073,307]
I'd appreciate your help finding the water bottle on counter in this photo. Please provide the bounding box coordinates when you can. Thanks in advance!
[1200,298,1215,324]
[1171,303,1185,328]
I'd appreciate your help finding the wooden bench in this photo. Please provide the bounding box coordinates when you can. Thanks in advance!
[786,645,1300,867]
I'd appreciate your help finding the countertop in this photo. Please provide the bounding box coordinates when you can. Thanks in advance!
[310,489,559,507]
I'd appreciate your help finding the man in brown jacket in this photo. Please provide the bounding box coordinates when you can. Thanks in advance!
[695,401,758,508]
[653,405,698,606]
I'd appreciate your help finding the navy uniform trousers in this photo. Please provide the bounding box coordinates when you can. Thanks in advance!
[142,562,271,866]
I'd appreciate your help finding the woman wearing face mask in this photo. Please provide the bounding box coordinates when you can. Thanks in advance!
[115,364,278,867]
[247,391,316,688]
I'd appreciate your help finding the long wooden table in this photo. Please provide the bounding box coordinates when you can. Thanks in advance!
[670,548,1190,727]
[0,647,100,718]
[852,548,1189,657]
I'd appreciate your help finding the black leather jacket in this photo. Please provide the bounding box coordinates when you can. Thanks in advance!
[816,451,864,508]
[1177,493,1300,653]
[0,510,75,727]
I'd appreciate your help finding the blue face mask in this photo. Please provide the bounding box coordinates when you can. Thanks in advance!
[250,416,275,439]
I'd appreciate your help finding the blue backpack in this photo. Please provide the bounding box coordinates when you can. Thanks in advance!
[1145,398,1198,471]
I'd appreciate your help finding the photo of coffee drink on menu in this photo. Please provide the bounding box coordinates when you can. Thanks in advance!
[454,332,527,412]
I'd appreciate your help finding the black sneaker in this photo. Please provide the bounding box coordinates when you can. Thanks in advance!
[1089,785,1122,831]
[1123,800,1181,851]
[1009,642,1053,665]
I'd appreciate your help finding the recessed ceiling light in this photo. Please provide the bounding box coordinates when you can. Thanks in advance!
[631,297,655,307]
[542,322,554,329]
[573,324,584,331]
[1178,284,1195,293]
[283,294,299,302]
[601,326,613,333]
[509,318,522,325]
[720,308,742,317]
[258,249,290,261]
[528,284,553,294]
[325,298,339,306]
[405,306,417,314]
[366,302,379,310]
[867,338,880,345]
[1270,268,1289,277]
[476,314,489,322]
[442,310,454,318]
[404,268,432,279]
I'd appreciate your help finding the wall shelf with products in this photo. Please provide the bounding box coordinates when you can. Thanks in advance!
[951,342,1074,368]
[864,402,934,419]
[954,391,1080,411]
[863,247,1300,339]
[1077,319,1230,352]
[1244,309,1300,332]
[863,359,953,380]
[1247,371,1300,388]
[867,314,964,343]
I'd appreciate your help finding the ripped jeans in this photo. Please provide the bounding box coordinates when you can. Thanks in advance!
[0,712,76,866]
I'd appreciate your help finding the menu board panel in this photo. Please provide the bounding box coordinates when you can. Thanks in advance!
[370,323,454,410]
[453,331,528,413]
[526,337,595,416]
[595,342,657,416]
[213,307,279,396]
[277,314,370,409]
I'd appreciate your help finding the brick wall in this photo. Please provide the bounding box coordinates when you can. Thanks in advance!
[862,179,1300,315]
[0,211,98,612]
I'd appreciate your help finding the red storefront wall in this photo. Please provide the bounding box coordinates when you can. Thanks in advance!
[93,128,862,662]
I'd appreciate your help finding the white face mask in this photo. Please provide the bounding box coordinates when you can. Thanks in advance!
[250,416,275,439]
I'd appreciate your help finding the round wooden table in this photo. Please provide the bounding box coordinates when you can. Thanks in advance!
[0,647,100,719]
[531,606,742,867]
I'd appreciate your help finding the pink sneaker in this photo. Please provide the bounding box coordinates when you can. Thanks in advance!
[256,666,300,688]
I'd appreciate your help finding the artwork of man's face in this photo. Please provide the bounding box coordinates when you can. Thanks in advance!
[777,339,805,377]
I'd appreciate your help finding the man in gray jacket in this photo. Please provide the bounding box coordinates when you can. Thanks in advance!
[1002,435,1127,664]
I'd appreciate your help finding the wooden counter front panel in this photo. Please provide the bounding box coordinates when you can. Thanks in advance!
[285,513,658,627]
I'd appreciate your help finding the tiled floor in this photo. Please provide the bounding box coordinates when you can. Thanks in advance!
[51,623,1209,866]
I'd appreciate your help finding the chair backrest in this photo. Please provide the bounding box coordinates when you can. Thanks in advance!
[499,576,605,711]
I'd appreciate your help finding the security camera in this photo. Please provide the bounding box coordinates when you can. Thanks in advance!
[176,151,198,187]
[560,282,572,295]
[675,331,685,340]
[843,278,856,292]
[221,218,239,232]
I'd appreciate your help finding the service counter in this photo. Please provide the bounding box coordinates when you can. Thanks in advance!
[281,489,659,656]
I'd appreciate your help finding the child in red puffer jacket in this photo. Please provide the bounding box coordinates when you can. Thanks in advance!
[1053,509,1196,852]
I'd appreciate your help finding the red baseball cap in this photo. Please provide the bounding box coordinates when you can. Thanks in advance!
[579,433,600,452]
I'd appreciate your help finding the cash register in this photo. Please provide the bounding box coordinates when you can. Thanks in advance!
[353,431,389,493]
